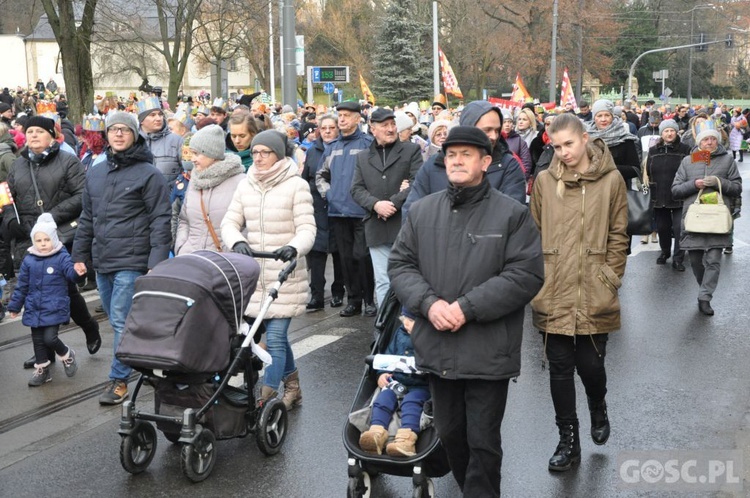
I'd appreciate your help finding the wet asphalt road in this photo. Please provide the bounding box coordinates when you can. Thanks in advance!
[2,170,750,497]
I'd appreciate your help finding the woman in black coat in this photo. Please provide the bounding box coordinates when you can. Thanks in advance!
[5,116,101,366]
[587,99,641,252]
[646,119,691,270]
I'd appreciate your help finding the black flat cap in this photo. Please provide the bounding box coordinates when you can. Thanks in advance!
[442,126,493,156]
[336,101,361,112]
[370,108,395,123]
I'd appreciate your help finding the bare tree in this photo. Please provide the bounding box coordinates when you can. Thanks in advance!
[97,0,203,109]
[39,0,98,124]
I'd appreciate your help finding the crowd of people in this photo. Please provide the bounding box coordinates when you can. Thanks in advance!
[0,78,744,497]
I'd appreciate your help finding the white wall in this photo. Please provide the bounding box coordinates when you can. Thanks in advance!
[0,35,29,88]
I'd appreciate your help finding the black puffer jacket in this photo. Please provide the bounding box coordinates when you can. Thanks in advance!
[71,137,171,273]
[3,142,85,237]
[388,178,544,380]
[646,138,691,209]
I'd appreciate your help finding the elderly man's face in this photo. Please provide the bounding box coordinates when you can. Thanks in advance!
[445,145,492,188]
[372,119,397,146]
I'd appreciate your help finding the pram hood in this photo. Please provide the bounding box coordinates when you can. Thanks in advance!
[117,251,261,373]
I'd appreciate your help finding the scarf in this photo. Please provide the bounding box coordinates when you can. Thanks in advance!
[190,154,244,190]
[586,117,637,147]
[517,127,538,147]
[105,137,154,168]
[253,157,291,186]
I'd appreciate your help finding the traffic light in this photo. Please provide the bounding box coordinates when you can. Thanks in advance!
[726,34,734,48]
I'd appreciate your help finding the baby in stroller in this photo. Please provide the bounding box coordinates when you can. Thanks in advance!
[359,308,429,457]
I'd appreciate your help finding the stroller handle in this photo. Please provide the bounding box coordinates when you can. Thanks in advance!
[250,251,297,283]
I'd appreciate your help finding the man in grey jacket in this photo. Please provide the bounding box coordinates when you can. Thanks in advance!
[389,126,544,497]
[138,96,184,186]
[351,108,422,307]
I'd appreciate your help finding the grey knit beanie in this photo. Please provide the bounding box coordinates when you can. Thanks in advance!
[658,119,679,134]
[105,112,139,137]
[591,99,614,118]
[251,130,286,160]
[31,213,60,247]
[189,124,226,160]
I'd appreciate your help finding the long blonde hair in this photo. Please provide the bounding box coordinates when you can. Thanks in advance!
[547,113,587,198]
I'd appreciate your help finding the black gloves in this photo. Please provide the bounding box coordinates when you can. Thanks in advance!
[232,241,254,257]
[273,245,297,262]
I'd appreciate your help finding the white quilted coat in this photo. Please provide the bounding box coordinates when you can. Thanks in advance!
[221,158,316,318]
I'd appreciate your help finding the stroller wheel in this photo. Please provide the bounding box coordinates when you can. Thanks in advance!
[256,398,288,456]
[412,477,435,498]
[180,428,217,482]
[346,472,372,498]
[120,421,157,474]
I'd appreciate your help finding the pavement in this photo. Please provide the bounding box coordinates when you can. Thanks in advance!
[2,168,750,496]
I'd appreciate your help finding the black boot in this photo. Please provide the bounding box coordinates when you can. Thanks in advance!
[588,396,610,445]
[548,420,581,472]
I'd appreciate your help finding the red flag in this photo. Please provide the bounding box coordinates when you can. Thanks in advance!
[439,48,463,99]
[560,68,578,109]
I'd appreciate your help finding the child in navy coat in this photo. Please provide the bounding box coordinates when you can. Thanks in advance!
[8,213,86,386]
[359,308,430,457]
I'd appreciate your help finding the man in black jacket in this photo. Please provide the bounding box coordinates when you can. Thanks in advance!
[72,112,171,405]
[351,108,422,308]
[389,127,544,497]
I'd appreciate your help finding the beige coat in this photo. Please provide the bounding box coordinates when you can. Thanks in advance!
[530,138,629,335]
[174,155,245,255]
[221,158,316,318]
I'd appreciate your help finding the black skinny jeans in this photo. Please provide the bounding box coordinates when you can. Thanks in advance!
[543,332,608,424]
[306,250,345,302]
[32,325,67,364]
[654,207,684,262]
[429,376,509,498]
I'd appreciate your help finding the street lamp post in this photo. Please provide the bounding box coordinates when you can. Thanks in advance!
[687,4,715,105]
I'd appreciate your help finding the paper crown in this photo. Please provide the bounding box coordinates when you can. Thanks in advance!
[105,91,116,99]
[36,101,57,114]
[212,98,226,110]
[431,94,447,108]
[169,110,191,126]
[40,112,60,124]
[194,105,209,116]
[83,114,105,131]
[136,96,161,115]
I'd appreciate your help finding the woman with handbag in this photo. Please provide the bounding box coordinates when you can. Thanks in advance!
[530,113,629,472]
[587,99,641,252]
[174,125,245,255]
[4,116,102,368]
[646,119,691,270]
[671,121,742,316]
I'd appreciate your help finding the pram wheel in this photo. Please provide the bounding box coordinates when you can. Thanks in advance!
[120,421,157,474]
[180,427,217,482]
[412,477,435,498]
[346,471,372,498]
[255,398,288,455]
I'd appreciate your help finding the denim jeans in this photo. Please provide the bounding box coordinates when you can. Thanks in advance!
[97,270,143,381]
[371,386,430,432]
[369,244,392,308]
[262,317,296,390]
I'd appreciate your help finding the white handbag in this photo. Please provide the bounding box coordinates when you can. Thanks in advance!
[684,180,733,234]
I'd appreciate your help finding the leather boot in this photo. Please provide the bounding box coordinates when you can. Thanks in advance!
[588,396,610,445]
[258,385,278,406]
[281,369,302,411]
[359,425,388,455]
[548,420,581,472]
[386,428,418,457]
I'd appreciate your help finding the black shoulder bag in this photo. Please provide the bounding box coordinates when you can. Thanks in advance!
[28,164,79,244]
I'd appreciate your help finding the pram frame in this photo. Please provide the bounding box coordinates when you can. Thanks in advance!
[118,251,296,482]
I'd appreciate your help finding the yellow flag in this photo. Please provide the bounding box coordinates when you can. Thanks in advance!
[360,73,375,105]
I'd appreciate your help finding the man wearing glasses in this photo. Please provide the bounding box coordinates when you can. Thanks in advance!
[72,112,172,406]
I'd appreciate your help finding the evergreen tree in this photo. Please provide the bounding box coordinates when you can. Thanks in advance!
[371,0,433,104]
